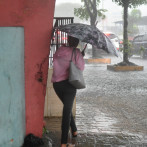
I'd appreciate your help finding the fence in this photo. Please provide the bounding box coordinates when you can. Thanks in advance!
[49,17,74,68]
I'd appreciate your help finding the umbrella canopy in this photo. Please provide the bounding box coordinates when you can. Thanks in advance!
[104,35,119,57]
[56,23,119,57]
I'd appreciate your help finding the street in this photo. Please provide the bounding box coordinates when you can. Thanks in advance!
[44,52,147,146]
[76,53,147,146]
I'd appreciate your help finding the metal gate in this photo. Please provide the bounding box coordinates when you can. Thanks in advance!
[49,17,74,68]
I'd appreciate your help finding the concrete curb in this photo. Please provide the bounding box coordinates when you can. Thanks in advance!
[107,65,144,71]
[85,58,111,64]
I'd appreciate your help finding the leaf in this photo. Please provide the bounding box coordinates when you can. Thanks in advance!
[74,0,107,24]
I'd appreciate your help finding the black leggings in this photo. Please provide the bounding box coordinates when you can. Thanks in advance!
[53,80,77,144]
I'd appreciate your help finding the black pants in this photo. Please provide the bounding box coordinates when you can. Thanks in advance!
[53,80,77,144]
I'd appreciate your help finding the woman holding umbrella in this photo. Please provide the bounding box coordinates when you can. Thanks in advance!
[51,36,85,147]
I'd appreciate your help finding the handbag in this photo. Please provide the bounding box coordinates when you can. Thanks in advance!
[69,48,86,89]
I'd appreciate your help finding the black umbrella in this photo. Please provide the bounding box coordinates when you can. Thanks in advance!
[57,23,119,57]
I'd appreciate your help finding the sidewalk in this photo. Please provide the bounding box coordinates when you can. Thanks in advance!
[43,116,147,147]
[42,55,147,147]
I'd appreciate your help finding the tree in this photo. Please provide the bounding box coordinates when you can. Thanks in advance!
[74,0,106,26]
[128,9,142,38]
[112,0,147,64]
[74,0,107,57]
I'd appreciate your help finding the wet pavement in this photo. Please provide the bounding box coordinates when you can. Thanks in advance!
[43,52,147,147]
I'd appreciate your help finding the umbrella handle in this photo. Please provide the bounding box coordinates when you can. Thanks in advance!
[82,44,87,52]
[81,44,87,57]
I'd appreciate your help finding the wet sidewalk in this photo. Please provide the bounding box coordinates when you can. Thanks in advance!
[43,55,147,147]
[43,111,147,147]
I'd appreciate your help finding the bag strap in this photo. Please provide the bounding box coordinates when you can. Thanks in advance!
[70,48,76,62]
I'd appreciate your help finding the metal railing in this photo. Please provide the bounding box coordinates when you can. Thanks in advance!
[49,17,74,68]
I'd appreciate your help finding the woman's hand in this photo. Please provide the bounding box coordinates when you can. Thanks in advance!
[81,50,85,56]
[81,44,87,57]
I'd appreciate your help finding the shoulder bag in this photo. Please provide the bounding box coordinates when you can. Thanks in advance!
[69,48,86,89]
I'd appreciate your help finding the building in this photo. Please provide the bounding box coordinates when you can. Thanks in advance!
[0,0,55,146]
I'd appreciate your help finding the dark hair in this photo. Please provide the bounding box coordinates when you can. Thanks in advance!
[68,36,79,47]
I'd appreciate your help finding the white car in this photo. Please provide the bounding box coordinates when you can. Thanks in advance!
[104,32,120,50]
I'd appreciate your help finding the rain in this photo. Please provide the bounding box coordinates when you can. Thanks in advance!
[44,0,147,146]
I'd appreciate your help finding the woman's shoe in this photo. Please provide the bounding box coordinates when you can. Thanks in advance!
[61,144,67,147]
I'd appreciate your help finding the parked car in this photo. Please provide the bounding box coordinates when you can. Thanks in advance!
[119,39,123,50]
[104,32,120,50]
[131,34,147,58]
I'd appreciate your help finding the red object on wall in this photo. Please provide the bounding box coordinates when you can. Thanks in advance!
[0,0,55,137]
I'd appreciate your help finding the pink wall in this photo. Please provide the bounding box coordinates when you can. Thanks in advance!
[0,0,55,137]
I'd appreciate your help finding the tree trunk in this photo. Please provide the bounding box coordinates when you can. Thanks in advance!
[90,0,97,26]
[90,18,96,26]
[123,1,129,63]
[90,0,100,57]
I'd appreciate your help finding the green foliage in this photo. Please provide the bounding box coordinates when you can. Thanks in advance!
[130,9,141,19]
[74,0,107,24]
[112,0,147,63]
[128,9,141,36]
[123,40,132,52]
[112,0,147,8]
[74,7,106,20]
[98,9,107,19]
[43,126,48,134]
[74,6,90,21]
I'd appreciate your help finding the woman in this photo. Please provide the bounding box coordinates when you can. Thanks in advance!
[51,36,85,147]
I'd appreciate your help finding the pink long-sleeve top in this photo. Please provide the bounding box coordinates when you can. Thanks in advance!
[51,46,85,83]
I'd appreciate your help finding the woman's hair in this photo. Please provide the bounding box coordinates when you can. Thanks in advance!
[68,36,79,47]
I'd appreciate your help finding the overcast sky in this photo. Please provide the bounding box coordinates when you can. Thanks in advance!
[55,0,146,16]
[55,0,146,33]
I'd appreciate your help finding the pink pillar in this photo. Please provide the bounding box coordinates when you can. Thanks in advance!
[0,0,55,137]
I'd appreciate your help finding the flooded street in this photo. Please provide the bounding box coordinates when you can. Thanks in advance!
[75,53,147,146]
[44,53,147,146]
